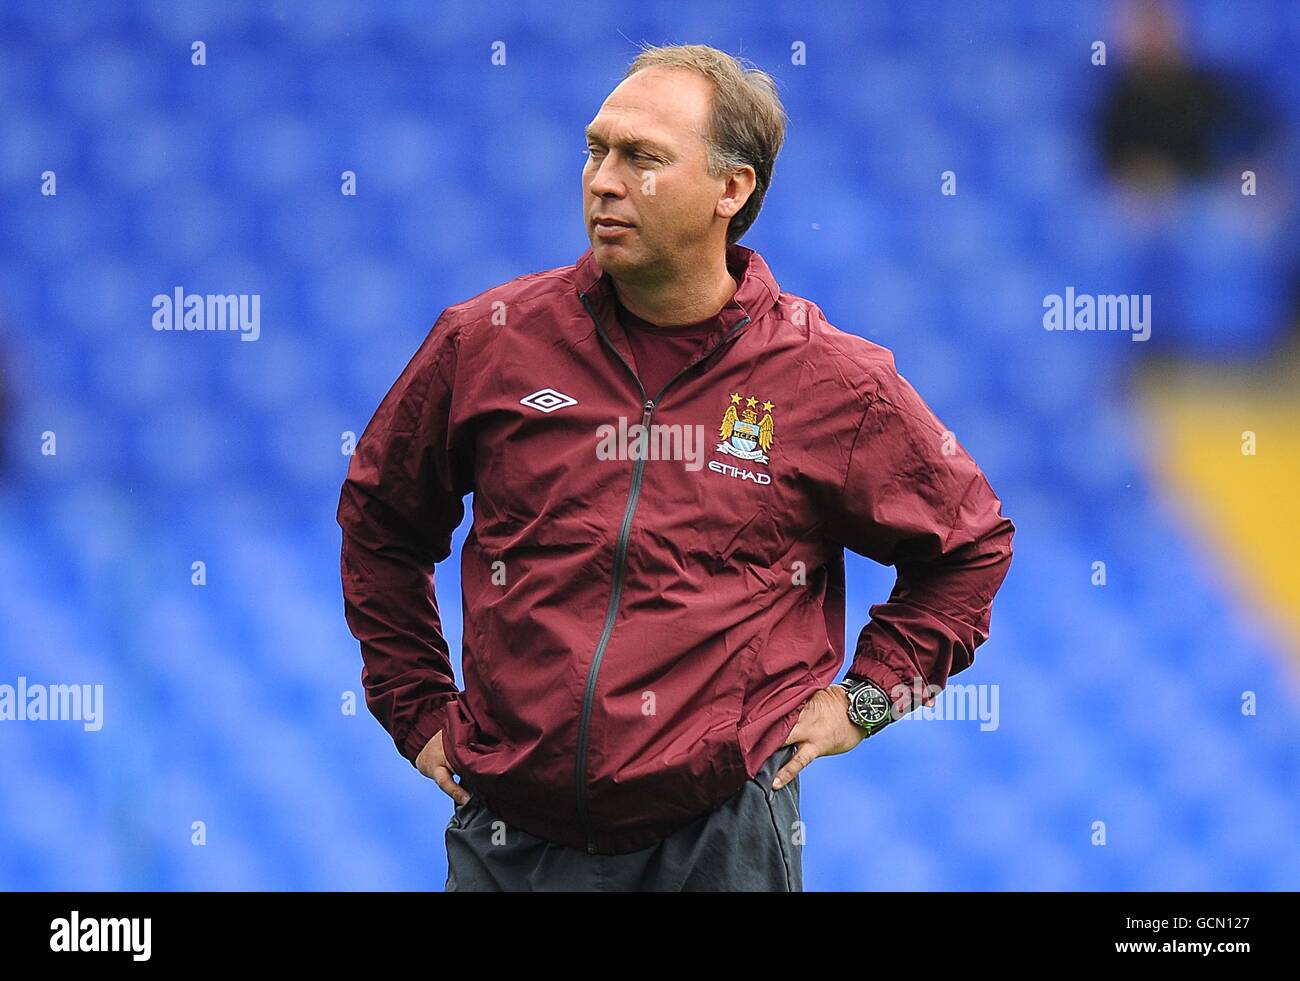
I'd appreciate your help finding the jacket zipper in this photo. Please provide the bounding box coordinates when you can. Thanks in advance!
[575,290,750,852]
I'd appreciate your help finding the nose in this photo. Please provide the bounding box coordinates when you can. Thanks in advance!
[586,152,627,200]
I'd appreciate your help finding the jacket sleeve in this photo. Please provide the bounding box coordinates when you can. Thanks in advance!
[821,362,1014,719]
[336,309,474,767]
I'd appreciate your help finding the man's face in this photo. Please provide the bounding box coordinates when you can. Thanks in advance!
[582,67,730,278]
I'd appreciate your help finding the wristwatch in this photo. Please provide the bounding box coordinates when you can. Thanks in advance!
[834,673,893,736]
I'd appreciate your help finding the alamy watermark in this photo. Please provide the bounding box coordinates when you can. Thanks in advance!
[595,416,707,471]
[886,680,1000,731]
[152,287,261,341]
[1043,287,1150,342]
[50,911,150,961]
[0,677,103,731]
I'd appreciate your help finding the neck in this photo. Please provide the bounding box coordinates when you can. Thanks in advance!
[610,246,739,327]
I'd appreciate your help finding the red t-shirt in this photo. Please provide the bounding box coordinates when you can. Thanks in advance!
[614,294,726,401]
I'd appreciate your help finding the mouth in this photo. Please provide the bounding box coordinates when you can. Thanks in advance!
[593,218,635,240]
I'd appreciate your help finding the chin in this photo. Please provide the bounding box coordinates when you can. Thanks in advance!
[591,239,642,273]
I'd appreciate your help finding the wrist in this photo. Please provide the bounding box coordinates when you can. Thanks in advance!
[830,680,851,709]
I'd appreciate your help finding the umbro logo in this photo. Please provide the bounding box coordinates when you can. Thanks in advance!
[520,388,578,413]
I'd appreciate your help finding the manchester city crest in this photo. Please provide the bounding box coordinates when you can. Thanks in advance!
[716,393,774,465]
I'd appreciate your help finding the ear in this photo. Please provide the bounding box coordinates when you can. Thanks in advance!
[716,165,757,220]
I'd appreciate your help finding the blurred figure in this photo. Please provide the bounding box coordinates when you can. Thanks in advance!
[1092,0,1293,358]
[1099,0,1275,193]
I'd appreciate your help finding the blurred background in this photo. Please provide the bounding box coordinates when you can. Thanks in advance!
[1,0,1297,891]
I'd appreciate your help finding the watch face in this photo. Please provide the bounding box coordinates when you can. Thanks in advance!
[851,684,891,727]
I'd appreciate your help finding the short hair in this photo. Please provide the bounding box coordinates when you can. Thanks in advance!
[623,43,788,244]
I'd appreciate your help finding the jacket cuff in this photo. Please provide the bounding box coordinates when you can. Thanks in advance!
[400,696,458,767]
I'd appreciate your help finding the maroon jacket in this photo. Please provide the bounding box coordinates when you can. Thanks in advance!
[337,242,1014,855]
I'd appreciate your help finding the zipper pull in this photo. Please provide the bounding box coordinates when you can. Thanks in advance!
[641,399,654,423]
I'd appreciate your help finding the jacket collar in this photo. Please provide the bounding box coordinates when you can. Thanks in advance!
[574,242,781,349]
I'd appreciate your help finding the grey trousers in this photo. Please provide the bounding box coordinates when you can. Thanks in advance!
[444,742,803,891]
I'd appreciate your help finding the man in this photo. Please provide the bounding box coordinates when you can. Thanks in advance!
[337,43,1014,891]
